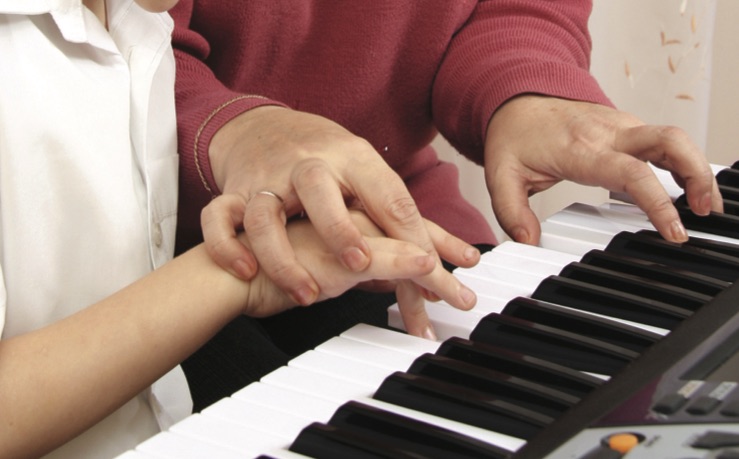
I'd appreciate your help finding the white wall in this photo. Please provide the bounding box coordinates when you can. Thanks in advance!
[436,0,738,243]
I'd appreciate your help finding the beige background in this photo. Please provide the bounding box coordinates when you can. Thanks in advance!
[436,0,738,242]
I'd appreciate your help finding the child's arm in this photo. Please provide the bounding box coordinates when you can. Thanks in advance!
[0,211,440,458]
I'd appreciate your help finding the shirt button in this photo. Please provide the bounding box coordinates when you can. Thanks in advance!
[152,223,163,247]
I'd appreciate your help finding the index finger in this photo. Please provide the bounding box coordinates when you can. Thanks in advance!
[615,125,722,216]
[348,162,437,257]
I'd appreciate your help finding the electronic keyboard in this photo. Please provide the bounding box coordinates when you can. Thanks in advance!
[117,163,739,459]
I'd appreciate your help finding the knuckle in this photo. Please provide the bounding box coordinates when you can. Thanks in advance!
[242,205,274,235]
[621,158,652,182]
[385,196,421,226]
[292,158,330,189]
[657,125,688,143]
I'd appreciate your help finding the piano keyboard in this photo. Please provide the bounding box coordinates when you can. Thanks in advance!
[118,162,739,459]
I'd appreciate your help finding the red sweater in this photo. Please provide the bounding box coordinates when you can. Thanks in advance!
[171,0,611,251]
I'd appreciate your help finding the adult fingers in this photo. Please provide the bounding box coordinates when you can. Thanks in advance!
[200,194,258,280]
[243,191,320,305]
[346,157,438,258]
[614,125,722,216]
[423,219,481,268]
[487,162,546,245]
[291,158,371,272]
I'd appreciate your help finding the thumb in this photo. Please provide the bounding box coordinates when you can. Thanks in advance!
[489,175,542,245]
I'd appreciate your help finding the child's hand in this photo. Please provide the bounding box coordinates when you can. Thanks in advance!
[238,211,478,336]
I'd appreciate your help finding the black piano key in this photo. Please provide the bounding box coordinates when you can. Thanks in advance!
[676,188,739,216]
[373,371,552,440]
[469,313,637,375]
[675,205,739,239]
[650,229,739,259]
[719,184,739,202]
[502,296,661,352]
[531,275,690,330]
[717,167,739,187]
[605,231,739,282]
[290,422,419,459]
[324,401,514,459]
[436,337,603,398]
[557,262,710,312]
[406,353,579,417]
[722,198,739,217]
[579,249,728,297]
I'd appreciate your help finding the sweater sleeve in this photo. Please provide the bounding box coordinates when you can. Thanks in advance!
[169,0,287,242]
[432,0,613,164]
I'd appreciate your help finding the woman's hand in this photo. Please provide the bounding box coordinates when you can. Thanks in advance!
[484,95,722,245]
[236,209,479,340]
[202,105,479,316]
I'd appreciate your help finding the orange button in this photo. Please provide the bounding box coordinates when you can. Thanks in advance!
[608,433,640,454]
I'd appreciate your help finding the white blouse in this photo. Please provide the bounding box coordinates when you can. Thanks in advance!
[0,1,190,457]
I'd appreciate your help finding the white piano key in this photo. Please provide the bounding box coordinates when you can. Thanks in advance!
[113,451,156,459]
[354,396,526,453]
[255,364,527,454]
[291,349,405,388]
[556,202,650,233]
[540,220,611,252]
[474,250,568,278]
[315,336,420,371]
[462,253,563,282]
[135,431,248,459]
[341,322,441,355]
[539,225,604,256]
[169,413,288,455]
[483,240,580,267]
[387,241,580,336]
[387,300,483,340]
[201,397,310,440]
[542,201,739,255]
[231,382,338,422]
[262,365,376,403]
[456,270,541,296]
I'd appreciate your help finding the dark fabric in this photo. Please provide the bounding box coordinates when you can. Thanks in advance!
[182,289,396,412]
[181,243,494,412]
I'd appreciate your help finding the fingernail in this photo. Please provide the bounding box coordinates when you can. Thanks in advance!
[341,246,370,271]
[422,325,438,341]
[464,246,479,261]
[293,286,317,306]
[459,286,476,307]
[512,227,530,244]
[233,259,255,280]
[671,219,688,242]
